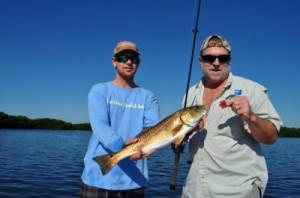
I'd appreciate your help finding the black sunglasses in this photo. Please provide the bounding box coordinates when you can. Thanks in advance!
[201,54,231,63]
[115,55,140,64]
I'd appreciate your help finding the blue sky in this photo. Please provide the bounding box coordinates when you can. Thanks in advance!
[1,0,299,127]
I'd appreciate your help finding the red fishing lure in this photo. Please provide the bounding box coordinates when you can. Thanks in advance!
[219,100,228,109]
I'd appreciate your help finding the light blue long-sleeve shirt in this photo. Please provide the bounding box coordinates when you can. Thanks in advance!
[81,81,160,190]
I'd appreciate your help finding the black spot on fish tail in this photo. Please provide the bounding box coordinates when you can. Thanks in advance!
[93,153,119,175]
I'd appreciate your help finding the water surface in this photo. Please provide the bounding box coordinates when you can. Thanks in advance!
[0,130,299,197]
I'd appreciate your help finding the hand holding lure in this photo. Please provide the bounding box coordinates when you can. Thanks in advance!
[219,89,242,109]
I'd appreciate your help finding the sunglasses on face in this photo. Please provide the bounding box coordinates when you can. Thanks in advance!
[115,55,140,64]
[201,54,231,63]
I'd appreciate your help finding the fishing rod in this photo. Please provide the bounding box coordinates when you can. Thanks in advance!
[170,0,202,190]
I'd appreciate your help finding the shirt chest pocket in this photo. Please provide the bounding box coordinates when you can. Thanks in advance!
[207,110,247,140]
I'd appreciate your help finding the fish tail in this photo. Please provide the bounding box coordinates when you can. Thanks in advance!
[93,153,118,175]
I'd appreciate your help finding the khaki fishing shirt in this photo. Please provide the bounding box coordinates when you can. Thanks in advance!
[182,73,282,198]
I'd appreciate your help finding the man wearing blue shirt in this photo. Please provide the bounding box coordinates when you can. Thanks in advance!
[80,41,160,198]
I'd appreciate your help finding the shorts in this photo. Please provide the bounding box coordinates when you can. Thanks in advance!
[79,182,145,198]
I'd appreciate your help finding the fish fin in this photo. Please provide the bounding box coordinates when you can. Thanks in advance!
[171,124,184,135]
[171,124,185,148]
[173,134,186,149]
[93,153,119,175]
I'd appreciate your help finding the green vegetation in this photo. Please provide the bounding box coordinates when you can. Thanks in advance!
[0,112,91,131]
[0,112,299,137]
[278,127,300,137]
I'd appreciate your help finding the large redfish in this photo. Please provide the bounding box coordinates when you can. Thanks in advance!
[93,105,206,175]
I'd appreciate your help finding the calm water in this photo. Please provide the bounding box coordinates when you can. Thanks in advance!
[0,129,299,198]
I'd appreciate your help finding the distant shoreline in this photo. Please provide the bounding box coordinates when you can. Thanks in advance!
[0,111,91,131]
[1,111,299,137]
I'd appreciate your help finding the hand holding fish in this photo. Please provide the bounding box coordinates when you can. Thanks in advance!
[93,105,206,175]
[186,115,207,138]
[197,115,207,130]
[183,115,207,143]
[125,138,156,160]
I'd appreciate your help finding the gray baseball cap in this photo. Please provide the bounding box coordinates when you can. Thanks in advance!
[200,34,231,54]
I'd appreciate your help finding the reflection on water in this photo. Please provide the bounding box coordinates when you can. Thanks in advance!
[0,130,299,197]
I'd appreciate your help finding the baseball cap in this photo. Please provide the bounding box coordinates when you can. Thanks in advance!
[200,34,231,54]
[113,41,139,55]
